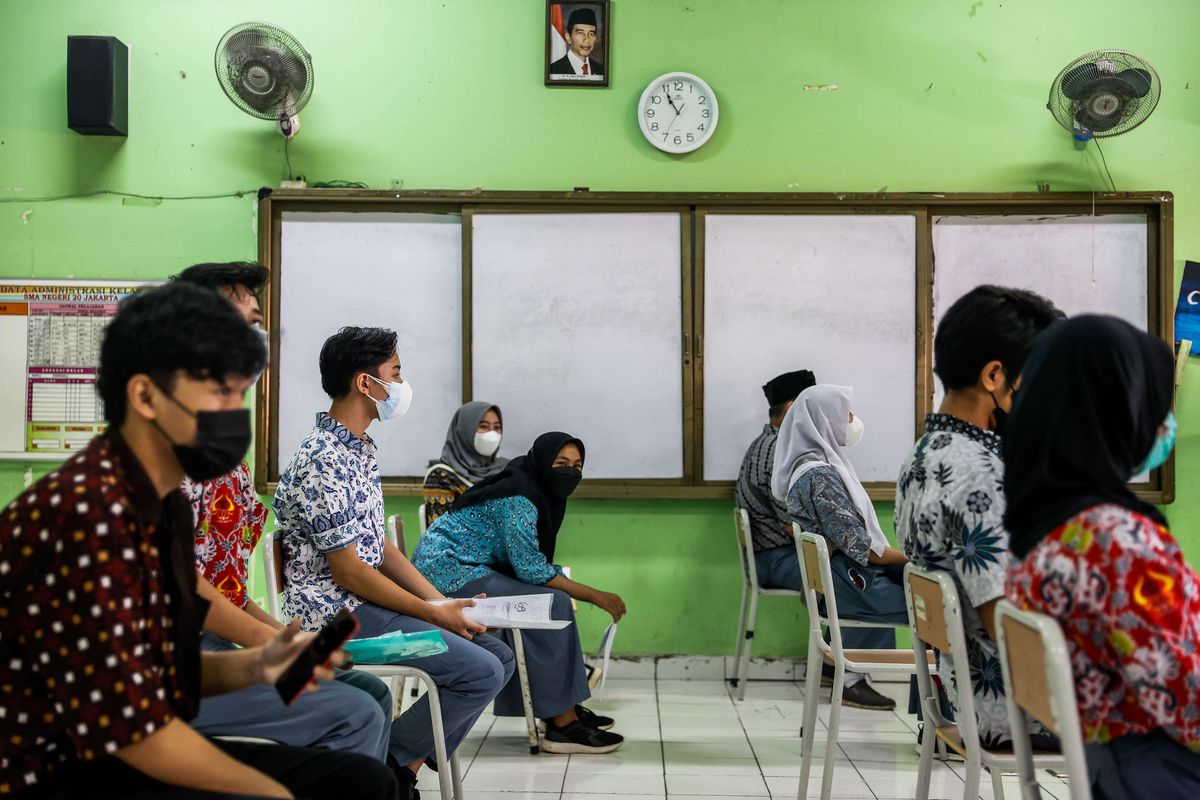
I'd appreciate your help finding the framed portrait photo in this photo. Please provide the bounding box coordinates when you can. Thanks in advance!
[545,0,610,87]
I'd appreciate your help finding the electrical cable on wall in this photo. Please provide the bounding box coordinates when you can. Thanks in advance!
[0,189,257,204]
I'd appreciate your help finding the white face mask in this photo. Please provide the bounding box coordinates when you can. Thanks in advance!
[474,430,502,457]
[366,374,413,421]
[845,415,865,448]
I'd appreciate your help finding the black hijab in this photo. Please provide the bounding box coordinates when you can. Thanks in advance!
[1004,315,1172,559]
[452,431,585,561]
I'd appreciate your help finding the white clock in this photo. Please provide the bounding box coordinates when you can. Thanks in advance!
[638,71,719,154]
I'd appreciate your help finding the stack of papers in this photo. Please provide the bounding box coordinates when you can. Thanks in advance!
[429,594,573,630]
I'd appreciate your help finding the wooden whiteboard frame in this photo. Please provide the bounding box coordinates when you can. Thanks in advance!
[255,189,1174,502]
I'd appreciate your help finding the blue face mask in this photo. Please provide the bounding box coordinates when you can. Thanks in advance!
[1132,411,1177,475]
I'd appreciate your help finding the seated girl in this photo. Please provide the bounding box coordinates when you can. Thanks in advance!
[412,432,627,754]
[423,402,509,526]
[771,384,909,711]
[1005,315,1198,800]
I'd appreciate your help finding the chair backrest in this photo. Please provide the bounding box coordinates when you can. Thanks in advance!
[996,601,1092,800]
[260,529,283,620]
[418,503,428,534]
[793,526,843,656]
[733,508,759,589]
[386,513,406,556]
[903,564,982,751]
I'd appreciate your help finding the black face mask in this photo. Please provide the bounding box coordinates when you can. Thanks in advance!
[546,466,583,498]
[990,374,1015,438]
[154,390,252,482]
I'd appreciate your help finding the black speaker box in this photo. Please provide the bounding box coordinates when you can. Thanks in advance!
[67,36,128,136]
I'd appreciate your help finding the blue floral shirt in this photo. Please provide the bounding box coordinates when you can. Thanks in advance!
[411,496,565,594]
[895,413,1040,747]
[272,413,386,630]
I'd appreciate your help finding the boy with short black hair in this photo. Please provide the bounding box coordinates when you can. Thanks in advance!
[896,284,1063,748]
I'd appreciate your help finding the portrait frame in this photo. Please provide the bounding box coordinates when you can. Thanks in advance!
[545,0,611,88]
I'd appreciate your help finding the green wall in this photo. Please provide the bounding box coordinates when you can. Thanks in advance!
[3,0,1198,658]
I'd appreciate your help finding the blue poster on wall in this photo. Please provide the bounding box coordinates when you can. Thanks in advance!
[1175,261,1200,355]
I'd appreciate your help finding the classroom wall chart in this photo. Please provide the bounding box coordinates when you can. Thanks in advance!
[0,280,144,459]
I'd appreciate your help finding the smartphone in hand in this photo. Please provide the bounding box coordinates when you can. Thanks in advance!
[275,608,359,705]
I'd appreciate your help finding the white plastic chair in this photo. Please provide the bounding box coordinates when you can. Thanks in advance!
[794,528,925,800]
[419,503,428,534]
[904,565,1068,800]
[996,601,1092,800]
[730,508,803,700]
[262,530,465,800]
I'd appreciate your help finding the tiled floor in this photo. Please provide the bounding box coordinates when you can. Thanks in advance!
[416,677,1076,799]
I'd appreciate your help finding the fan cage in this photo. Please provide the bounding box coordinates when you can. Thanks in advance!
[215,22,314,121]
[1047,49,1160,139]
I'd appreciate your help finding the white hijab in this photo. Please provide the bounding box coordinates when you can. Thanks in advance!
[771,384,887,556]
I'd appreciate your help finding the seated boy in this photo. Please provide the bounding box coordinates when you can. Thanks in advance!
[0,283,394,799]
[896,284,1062,749]
[273,326,514,799]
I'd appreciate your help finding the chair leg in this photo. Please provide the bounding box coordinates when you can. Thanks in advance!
[419,673,457,800]
[737,592,760,702]
[797,638,823,800]
[512,630,540,755]
[731,582,750,688]
[963,756,982,800]
[988,764,1005,800]
[451,750,465,800]
[820,662,844,800]
[914,712,937,800]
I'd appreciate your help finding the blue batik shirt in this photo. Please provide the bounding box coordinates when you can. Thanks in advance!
[411,496,565,594]
[895,413,1041,748]
[272,413,386,630]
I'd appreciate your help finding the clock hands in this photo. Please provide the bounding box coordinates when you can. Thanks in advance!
[663,94,685,140]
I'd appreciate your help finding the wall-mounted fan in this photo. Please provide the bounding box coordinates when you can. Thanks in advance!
[1048,50,1160,142]
[215,22,313,140]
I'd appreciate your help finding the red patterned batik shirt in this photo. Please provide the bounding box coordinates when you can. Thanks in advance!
[1007,503,1200,749]
[183,463,267,609]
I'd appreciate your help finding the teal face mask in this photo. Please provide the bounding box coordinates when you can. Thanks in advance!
[1132,410,1177,475]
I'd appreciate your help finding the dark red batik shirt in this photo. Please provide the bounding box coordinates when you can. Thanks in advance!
[0,433,208,795]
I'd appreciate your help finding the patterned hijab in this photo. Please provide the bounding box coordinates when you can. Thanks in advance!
[435,401,509,484]
[1004,315,1172,558]
[771,385,888,556]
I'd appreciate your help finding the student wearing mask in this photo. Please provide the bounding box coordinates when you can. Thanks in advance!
[173,262,392,762]
[412,433,626,754]
[272,326,514,800]
[772,384,908,711]
[0,283,395,799]
[422,402,508,527]
[1006,315,1199,800]
[895,285,1062,749]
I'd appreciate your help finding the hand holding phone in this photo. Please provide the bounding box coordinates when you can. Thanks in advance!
[273,609,359,705]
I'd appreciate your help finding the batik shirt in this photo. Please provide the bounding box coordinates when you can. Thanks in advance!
[183,463,268,609]
[735,424,792,553]
[784,464,871,566]
[272,413,387,630]
[896,413,1021,747]
[1007,504,1200,749]
[422,464,470,527]
[411,496,565,594]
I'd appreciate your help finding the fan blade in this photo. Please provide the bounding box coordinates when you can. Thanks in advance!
[1060,62,1100,100]
[1118,68,1153,98]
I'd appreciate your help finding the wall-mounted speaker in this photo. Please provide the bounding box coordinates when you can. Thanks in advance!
[67,36,128,136]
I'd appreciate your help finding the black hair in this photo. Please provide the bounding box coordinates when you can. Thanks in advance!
[769,401,791,419]
[934,285,1065,391]
[319,326,399,399]
[172,261,269,298]
[97,283,267,424]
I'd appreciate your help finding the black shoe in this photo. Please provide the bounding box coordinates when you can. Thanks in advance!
[841,681,896,711]
[820,663,836,688]
[387,758,421,800]
[541,720,624,754]
[575,704,615,731]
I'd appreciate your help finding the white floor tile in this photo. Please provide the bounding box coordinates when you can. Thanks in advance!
[468,754,569,775]
[765,770,874,799]
[666,773,771,796]
[560,795,664,800]
[662,740,756,760]
[856,760,966,799]
[663,757,763,777]
[564,740,663,774]
[462,767,567,793]
[561,770,668,795]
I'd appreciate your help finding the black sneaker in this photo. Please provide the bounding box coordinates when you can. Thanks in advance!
[387,758,421,800]
[541,720,624,754]
[841,681,896,711]
[575,704,615,731]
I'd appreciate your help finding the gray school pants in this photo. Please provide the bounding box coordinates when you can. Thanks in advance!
[352,602,515,765]
[190,633,392,761]
[1087,729,1200,800]
[453,571,591,719]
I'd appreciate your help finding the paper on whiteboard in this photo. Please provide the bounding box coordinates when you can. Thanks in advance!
[429,594,572,630]
[594,622,617,694]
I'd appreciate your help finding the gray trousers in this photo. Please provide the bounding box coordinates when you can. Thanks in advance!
[453,571,591,720]
[190,633,392,761]
[352,602,514,765]
[1088,729,1200,800]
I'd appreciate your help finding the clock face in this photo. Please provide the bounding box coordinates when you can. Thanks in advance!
[638,72,719,154]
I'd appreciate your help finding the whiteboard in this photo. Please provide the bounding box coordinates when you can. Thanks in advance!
[471,213,684,479]
[276,212,462,477]
[702,215,918,483]
[932,214,1148,406]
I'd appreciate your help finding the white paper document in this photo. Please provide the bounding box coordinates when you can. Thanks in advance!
[594,622,618,694]
[429,594,573,630]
